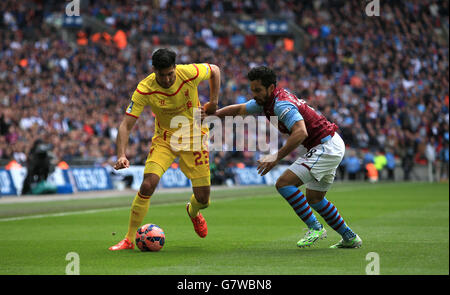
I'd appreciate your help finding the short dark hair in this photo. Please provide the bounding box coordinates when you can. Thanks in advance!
[152,48,176,70]
[247,66,277,88]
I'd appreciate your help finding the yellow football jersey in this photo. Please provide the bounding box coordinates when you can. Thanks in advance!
[125,63,211,149]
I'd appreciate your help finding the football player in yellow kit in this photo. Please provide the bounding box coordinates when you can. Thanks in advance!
[109,48,220,250]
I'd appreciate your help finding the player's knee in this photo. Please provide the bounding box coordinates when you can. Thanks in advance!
[139,174,159,196]
[139,182,156,196]
[275,170,302,190]
[275,177,290,191]
[305,189,327,204]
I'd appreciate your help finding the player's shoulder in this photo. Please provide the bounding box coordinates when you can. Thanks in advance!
[176,64,200,81]
[274,99,296,117]
[274,90,297,107]
[273,89,302,117]
[136,73,156,93]
[275,87,298,101]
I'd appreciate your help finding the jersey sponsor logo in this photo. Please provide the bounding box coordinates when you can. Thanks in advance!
[202,63,209,76]
[126,101,134,113]
[279,107,292,120]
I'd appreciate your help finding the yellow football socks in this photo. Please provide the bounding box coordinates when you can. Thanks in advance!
[188,194,209,218]
[125,192,151,243]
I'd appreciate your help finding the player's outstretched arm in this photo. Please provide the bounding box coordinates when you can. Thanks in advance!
[214,103,248,118]
[114,115,138,170]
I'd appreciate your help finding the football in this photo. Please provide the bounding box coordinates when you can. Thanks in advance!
[135,224,165,252]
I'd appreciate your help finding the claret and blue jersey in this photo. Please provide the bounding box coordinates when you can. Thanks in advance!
[245,87,338,150]
[245,97,303,133]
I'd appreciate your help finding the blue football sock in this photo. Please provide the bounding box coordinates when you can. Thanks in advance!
[310,198,356,241]
[277,186,322,230]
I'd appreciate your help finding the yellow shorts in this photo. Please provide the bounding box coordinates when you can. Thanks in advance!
[144,135,211,187]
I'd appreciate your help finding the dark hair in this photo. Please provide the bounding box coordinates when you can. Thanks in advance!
[247,66,277,88]
[152,48,176,70]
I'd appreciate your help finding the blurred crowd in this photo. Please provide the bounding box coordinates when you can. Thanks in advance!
[0,0,448,184]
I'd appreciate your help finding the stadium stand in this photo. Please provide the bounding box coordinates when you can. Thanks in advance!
[0,0,448,186]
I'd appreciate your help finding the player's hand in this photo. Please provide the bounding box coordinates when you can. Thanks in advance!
[203,102,217,115]
[256,154,279,176]
[114,156,130,170]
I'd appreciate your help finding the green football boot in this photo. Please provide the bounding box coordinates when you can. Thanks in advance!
[297,227,327,248]
[330,234,362,248]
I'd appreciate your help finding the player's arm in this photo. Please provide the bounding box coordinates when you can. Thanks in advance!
[114,115,138,170]
[214,103,248,118]
[257,102,306,176]
[214,99,262,118]
[257,120,307,176]
[272,101,307,160]
[275,120,308,161]
[115,84,147,169]
[204,64,221,115]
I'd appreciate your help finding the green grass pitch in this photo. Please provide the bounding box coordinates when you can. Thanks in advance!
[0,182,448,275]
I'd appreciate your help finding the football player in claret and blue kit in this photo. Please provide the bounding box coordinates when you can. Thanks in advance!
[214,66,362,249]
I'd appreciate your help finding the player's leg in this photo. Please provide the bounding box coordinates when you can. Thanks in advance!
[124,172,160,242]
[306,186,361,248]
[306,187,362,248]
[303,133,362,248]
[187,180,210,238]
[275,170,322,231]
[109,137,175,250]
[282,135,347,248]
[275,169,326,248]
[109,166,163,251]
[189,181,210,218]
[179,147,211,238]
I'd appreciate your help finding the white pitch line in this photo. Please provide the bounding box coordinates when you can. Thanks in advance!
[0,194,270,222]
[0,207,128,222]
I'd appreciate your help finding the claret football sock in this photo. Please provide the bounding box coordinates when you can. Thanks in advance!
[125,192,151,243]
[309,198,356,241]
[188,194,209,218]
[277,186,322,230]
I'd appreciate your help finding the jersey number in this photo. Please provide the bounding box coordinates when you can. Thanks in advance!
[193,151,209,166]
[305,149,317,158]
